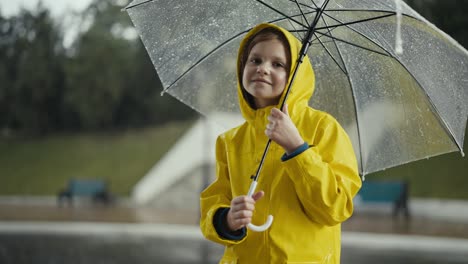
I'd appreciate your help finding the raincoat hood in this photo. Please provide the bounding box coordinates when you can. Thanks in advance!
[237,23,315,121]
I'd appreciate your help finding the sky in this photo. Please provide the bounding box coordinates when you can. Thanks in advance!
[0,0,94,47]
[0,0,93,18]
[0,0,136,47]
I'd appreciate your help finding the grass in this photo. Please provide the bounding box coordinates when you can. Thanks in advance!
[0,120,194,196]
[369,149,468,199]
[0,119,467,200]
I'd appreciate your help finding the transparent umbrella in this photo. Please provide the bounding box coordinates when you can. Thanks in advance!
[124,0,467,177]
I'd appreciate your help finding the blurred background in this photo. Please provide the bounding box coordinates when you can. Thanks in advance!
[0,0,467,263]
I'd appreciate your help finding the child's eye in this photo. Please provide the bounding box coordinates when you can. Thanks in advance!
[250,58,261,64]
[273,62,285,68]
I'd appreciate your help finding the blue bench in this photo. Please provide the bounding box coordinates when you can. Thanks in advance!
[58,179,112,206]
[355,180,410,218]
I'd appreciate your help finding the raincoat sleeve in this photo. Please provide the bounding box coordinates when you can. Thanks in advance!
[283,114,361,226]
[200,135,247,245]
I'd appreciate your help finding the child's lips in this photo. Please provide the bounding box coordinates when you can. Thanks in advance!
[252,79,271,85]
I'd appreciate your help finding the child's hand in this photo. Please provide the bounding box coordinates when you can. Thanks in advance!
[226,191,264,231]
[265,104,304,154]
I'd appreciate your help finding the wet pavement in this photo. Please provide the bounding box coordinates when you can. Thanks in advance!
[1,221,467,264]
[1,199,468,263]
[0,229,467,264]
[1,201,468,239]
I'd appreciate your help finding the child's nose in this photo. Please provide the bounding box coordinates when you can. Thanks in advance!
[256,64,269,74]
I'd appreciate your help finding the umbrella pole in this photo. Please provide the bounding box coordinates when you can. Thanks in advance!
[247,0,330,232]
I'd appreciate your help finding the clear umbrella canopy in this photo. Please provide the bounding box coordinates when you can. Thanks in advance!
[125,0,467,175]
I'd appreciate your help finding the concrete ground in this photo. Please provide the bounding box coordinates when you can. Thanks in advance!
[1,196,468,239]
[1,197,468,263]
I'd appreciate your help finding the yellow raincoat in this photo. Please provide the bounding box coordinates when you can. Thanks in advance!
[200,23,361,264]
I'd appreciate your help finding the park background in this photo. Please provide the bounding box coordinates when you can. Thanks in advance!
[0,0,466,200]
[0,1,467,263]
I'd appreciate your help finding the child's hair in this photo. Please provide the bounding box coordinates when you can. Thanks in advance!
[240,27,291,109]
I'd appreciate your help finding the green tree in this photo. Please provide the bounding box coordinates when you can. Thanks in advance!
[63,0,135,129]
[63,0,194,130]
[116,39,195,128]
[0,4,65,135]
[405,0,468,48]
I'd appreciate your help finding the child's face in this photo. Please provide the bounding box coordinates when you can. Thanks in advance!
[242,39,289,109]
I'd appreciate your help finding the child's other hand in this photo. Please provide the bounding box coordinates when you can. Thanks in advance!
[226,191,264,231]
[265,104,304,154]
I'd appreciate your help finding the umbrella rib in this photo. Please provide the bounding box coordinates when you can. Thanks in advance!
[321,12,433,59]
[313,34,347,75]
[124,0,154,10]
[287,19,306,41]
[317,13,365,176]
[308,0,319,9]
[321,11,466,163]
[294,10,398,57]
[396,65,465,156]
[292,0,310,26]
[320,13,397,57]
[288,0,317,11]
[314,31,390,57]
[163,7,400,94]
[317,12,347,71]
[255,0,309,29]
[326,9,397,13]
[316,13,395,31]
[162,30,249,93]
[163,10,321,93]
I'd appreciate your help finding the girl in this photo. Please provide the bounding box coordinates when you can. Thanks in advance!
[200,23,361,264]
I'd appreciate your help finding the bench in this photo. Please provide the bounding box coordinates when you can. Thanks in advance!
[355,180,410,218]
[57,179,112,206]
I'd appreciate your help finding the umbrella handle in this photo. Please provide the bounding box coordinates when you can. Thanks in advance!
[246,181,274,232]
[247,215,274,232]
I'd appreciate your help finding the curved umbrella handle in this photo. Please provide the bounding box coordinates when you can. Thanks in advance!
[246,181,274,232]
[247,215,273,232]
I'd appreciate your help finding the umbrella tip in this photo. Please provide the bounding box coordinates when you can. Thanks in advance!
[395,40,403,55]
[395,0,404,55]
